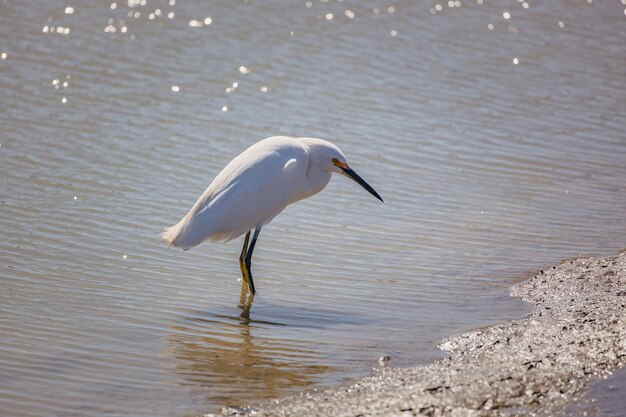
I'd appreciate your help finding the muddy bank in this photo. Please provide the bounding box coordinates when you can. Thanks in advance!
[218,251,626,417]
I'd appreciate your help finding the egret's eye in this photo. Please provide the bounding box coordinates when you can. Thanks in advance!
[332,158,339,165]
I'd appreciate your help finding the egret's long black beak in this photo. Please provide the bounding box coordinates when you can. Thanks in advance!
[341,166,384,202]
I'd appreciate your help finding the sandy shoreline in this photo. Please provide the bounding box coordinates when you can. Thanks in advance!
[216,250,626,417]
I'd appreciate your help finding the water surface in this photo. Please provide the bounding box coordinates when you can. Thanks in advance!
[1,1,625,416]
[566,368,626,417]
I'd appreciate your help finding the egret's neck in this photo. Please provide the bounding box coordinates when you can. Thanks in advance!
[307,166,332,196]
[291,163,332,204]
[289,137,336,204]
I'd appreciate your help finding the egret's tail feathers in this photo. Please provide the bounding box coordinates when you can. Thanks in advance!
[161,218,187,248]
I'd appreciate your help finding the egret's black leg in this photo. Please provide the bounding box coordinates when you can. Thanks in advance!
[242,227,261,294]
[239,231,251,263]
[239,231,255,295]
[244,227,261,268]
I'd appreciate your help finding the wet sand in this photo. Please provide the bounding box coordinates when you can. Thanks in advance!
[219,251,626,416]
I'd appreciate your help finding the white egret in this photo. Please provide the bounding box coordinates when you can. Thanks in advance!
[161,136,383,294]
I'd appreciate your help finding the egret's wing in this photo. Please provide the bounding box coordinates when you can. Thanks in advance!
[193,150,306,239]
[167,139,308,248]
[193,149,291,216]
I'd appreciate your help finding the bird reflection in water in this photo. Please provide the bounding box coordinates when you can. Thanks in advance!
[166,280,333,407]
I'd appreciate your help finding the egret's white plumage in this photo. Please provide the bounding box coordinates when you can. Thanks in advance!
[161,135,382,293]
[162,136,352,249]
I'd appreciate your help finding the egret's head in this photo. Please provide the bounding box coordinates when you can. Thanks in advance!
[331,156,383,202]
[299,137,383,203]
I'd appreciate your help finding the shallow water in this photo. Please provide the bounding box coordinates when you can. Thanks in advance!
[1,1,625,416]
[566,368,626,417]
